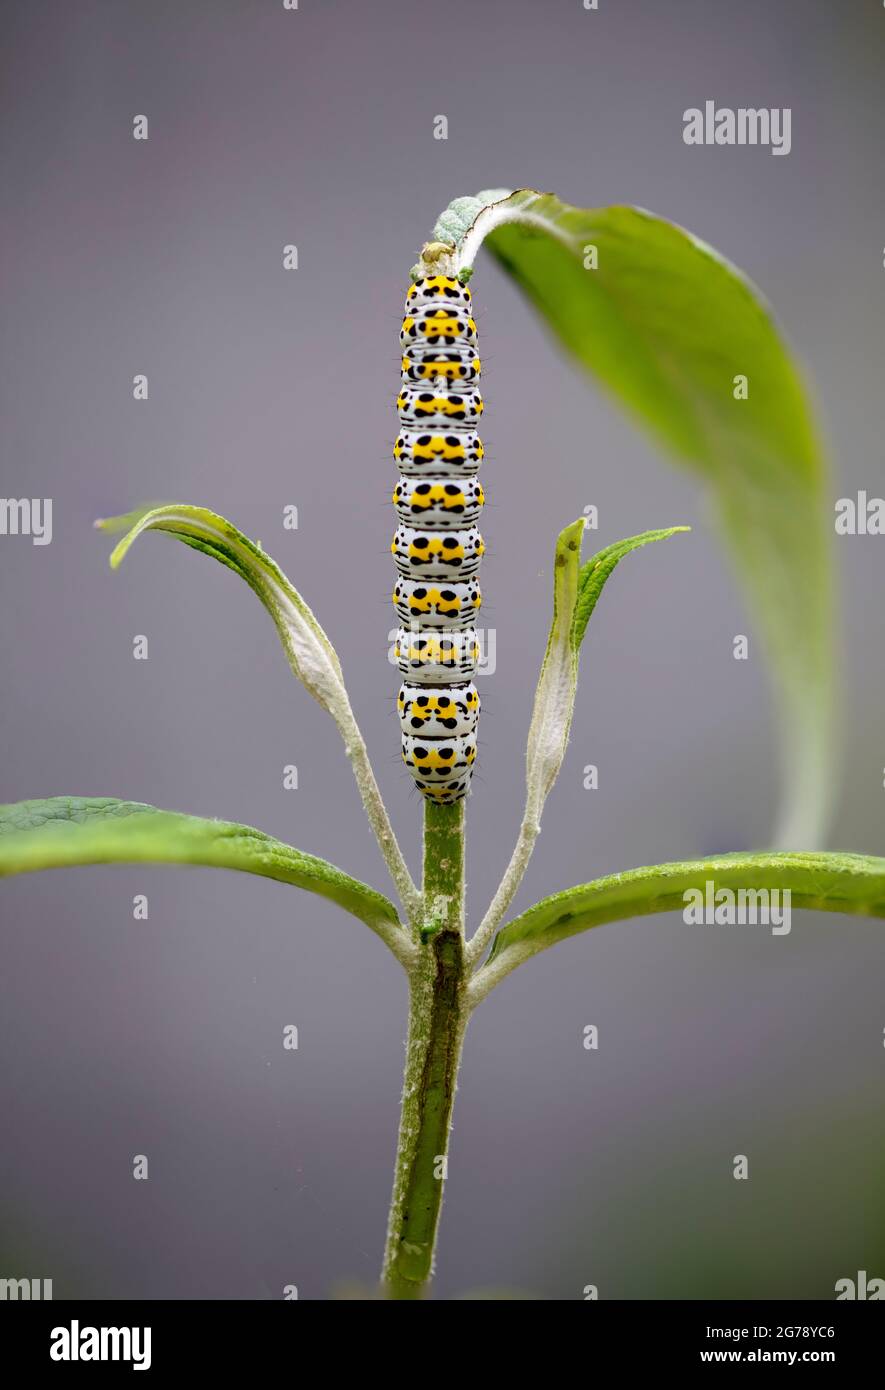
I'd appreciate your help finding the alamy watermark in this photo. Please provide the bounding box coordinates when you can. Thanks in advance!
[50,1321,151,1370]
[683,882,791,936]
[0,498,52,545]
[835,490,885,535]
[388,625,496,676]
[683,101,791,156]
[1,1276,52,1299]
[835,1270,884,1300]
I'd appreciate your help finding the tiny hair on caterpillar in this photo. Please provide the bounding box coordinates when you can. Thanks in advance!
[392,273,484,802]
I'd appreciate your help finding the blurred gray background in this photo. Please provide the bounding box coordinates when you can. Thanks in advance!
[2,0,884,1299]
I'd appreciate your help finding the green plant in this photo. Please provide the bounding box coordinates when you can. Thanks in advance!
[2,190,880,1300]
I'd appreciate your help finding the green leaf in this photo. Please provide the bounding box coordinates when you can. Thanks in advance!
[96,504,348,718]
[94,504,422,926]
[524,517,585,818]
[0,797,410,959]
[573,527,690,652]
[479,852,885,993]
[469,518,687,968]
[528,520,687,823]
[435,190,833,848]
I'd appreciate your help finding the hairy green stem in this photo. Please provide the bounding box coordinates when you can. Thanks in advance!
[382,801,467,1299]
[420,799,465,939]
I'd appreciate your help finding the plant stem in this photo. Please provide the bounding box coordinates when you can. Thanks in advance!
[382,801,467,1299]
[467,818,539,967]
[338,708,422,929]
[421,799,465,937]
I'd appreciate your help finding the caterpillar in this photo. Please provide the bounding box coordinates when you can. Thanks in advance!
[393,273,483,804]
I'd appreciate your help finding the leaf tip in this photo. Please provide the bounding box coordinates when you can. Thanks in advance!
[107,533,134,570]
[94,512,135,567]
[560,516,588,548]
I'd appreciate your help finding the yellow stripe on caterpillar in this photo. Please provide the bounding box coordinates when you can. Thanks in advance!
[394,430,484,476]
[393,477,484,527]
[405,275,472,311]
[412,776,472,804]
[398,681,480,735]
[402,731,478,781]
[393,627,480,682]
[402,347,481,384]
[392,524,484,578]
[397,386,483,429]
[401,308,477,348]
[392,577,481,627]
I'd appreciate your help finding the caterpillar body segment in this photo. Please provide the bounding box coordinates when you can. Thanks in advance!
[393,628,480,683]
[393,477,484,528]
[401,347,481,385]
[392,577,481,628]
[392,274,486,801]
[414,776,471,806]
[400,308,478,349]
[405,275,473,311]
[391,524,484,579]
[396,385,484,429]
[402,732,477,781]
[394,429,483,477]
[397,682,480,736]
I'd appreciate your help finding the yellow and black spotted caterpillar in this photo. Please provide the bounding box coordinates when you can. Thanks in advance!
[392,274,483,803]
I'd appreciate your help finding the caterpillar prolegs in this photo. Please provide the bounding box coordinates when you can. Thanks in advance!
[393,274,484,803]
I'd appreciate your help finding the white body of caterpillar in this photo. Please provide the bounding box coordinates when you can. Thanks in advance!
[393,274,484,803]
